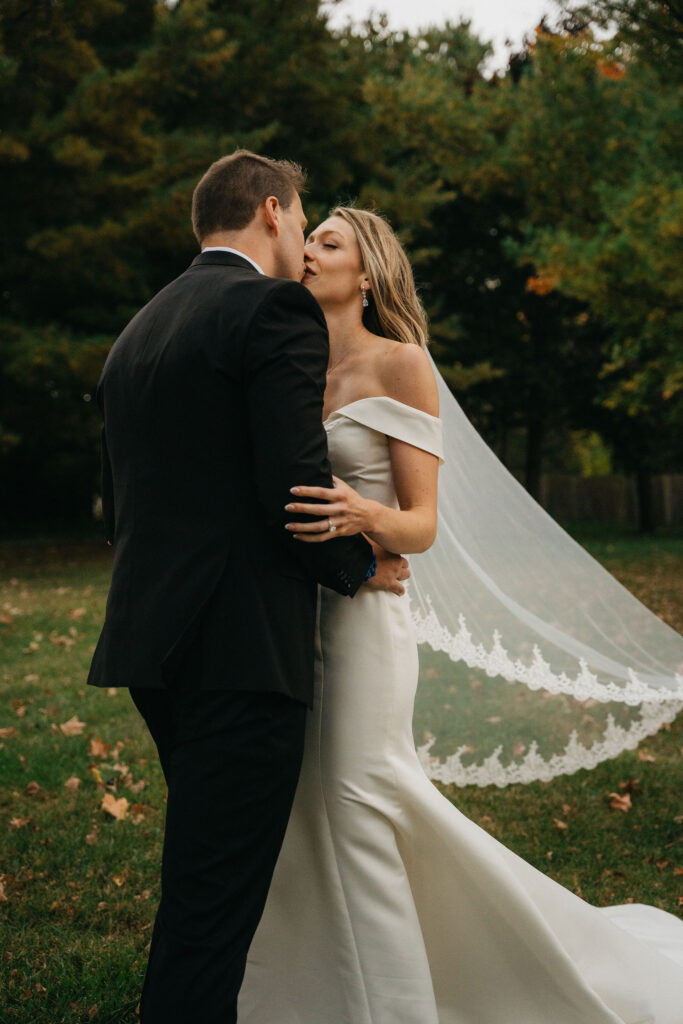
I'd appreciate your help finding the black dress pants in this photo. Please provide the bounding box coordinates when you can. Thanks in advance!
[128,684,307,1024]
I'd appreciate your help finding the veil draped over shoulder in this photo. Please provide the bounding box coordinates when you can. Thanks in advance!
[409,357,683,786]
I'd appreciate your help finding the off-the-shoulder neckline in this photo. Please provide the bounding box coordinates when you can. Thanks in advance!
[323,395,441,426]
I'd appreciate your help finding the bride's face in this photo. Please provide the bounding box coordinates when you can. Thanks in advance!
[303,216,367,309]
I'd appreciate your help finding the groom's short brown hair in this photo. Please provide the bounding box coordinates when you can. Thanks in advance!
[191,150,307,243]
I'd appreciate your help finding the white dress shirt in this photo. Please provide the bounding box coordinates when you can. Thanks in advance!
[201,246,265,276]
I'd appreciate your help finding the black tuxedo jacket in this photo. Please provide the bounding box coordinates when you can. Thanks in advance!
[87,251,372,704]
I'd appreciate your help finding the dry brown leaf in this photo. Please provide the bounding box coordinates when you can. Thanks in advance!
[637,750,656,763]
[50,633,75,648]
[128,778,147,794]
[69,608,87,620]
[88,737,110,758]
[97,901,107,910]
[107,687,118,696]
[88,1005,98,1020]
[0,727,16,739]
[553,818,568,830]
[512,742,526,756]
[9,816,31,830]
[618,778,640,793]
[608,792,632,812]
[674,867,683,876]
[59,716,86,737]
[24,781,41,796]
[484,716,502,724]
[101,793,129,820]
[0,877,7,902]
[64,776,81,791]
[112,875,125,888]
[85,824,99,846]
[89,765,104,787]
[130,802,146,825]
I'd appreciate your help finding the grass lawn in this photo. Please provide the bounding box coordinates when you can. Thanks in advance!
[1,532,682,1023]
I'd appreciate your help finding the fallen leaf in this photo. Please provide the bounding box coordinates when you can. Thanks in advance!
[107,688,118,696]
[655,859,670,871]
[553,818,568,830]
[60,716,86,737]
[88,1005,98,1020]
[618,778,640,793]
[608,792,632,812]
[88,765,104,787]
[130,803,146,824]
[637,750,656,763]
[101,793,129,820]
[128,778,147,794]
[85,825,99,846]
[97,901,107,910]
[64,776,81,791]
[69,608,87,620]
[0,878,7,901]
[0,727,16,739]
[9,816,31,830]
[513,742,526,756]
[50,633,75,648]
[562,803,572,817]
[24,781,41,796]
[112,875,125,887]
[88,737,110,758]
[674,867,683,876]
[484,716,502,724]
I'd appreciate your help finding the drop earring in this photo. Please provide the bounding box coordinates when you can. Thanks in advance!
[361,283,369,308]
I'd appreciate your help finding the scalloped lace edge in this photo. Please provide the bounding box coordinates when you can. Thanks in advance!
[416,701,683,787]
[411,604,683,706]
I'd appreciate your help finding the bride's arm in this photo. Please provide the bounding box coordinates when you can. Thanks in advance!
[286,346,440,555]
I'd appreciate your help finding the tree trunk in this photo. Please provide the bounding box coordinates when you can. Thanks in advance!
[635,469,655,534]
[524,417,544,501]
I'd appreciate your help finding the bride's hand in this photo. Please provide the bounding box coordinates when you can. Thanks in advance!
[284,475,377,542]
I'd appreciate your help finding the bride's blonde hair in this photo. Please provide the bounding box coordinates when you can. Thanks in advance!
[331,206,429,349]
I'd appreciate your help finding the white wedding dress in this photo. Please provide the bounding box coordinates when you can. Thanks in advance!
[238,397,683,1024]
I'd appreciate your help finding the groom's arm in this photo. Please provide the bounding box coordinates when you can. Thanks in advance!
[244,280,372,596]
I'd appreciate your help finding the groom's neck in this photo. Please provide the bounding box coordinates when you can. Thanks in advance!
[201,230,277,278]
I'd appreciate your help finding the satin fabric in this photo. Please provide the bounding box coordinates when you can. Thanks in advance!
[238,398,683,1023]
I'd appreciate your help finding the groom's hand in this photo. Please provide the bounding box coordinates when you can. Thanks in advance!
[364,542,410,597]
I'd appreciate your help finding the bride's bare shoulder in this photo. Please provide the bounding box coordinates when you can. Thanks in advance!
[376,340,439,417]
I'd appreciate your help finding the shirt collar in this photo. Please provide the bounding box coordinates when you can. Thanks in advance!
[200,246,265,276]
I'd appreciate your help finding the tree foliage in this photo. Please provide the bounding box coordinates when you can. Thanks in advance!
[0,0,680,529]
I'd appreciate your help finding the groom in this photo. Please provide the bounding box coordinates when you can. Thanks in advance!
[87,150,409,1023]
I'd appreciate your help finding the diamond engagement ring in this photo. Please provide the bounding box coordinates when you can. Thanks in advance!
[328,519,337,533]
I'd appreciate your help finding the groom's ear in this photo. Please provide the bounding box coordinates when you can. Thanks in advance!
[263,196,281,235]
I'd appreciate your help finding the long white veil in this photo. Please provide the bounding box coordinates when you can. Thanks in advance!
[409,358,683,786]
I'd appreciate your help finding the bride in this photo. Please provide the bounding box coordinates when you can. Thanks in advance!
[237,207,683,1022]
